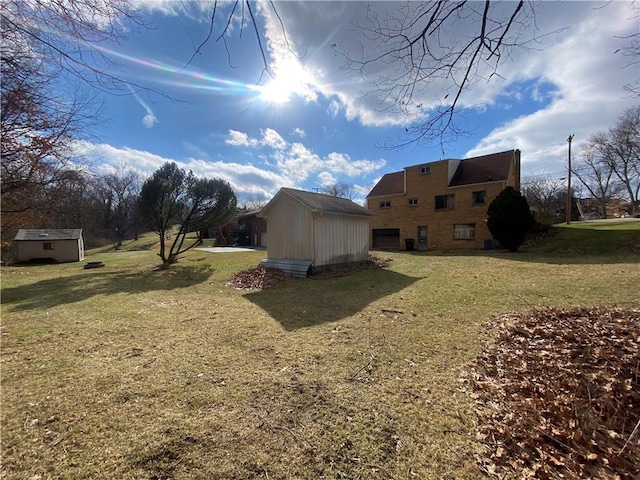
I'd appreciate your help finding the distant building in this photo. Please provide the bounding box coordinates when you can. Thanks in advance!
[367,150,521,251]
[14,229,85,263]
[203,209,267,247]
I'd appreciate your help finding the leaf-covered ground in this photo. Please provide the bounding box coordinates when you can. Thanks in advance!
[225,256,393,290]
[471,307,639,479]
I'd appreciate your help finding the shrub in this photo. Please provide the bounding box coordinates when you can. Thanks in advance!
[487,187,534,252]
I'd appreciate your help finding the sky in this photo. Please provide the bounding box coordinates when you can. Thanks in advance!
[73,1,640,205]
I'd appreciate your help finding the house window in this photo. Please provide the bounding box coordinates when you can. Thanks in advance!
[473,190,487,205]
[435,194,455,210]
[380,201,391,209]
[454,224,476,240]
[408,198,418,206]
[43,242,54,250]
[420,166,431,175]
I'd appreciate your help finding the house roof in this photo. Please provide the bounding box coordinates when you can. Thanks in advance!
[260,188,375,217]
[366,150,518,197]
[448,150,516,186]
[366,171,405,198]
[14,229,83,241]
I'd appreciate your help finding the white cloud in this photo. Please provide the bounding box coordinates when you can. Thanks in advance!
[225,130,258,147]
[73,137,387,202]
[317,172,336,186]
[328,99,341,118]
[291,127,306,137]
[262,128,287,149]
[226,128,288,149]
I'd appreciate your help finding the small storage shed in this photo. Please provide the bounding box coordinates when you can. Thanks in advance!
[257,188,374,276]
[14,229,85,263]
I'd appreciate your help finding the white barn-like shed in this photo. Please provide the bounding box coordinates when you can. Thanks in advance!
[14,229,85,263]
[258,188,374,276]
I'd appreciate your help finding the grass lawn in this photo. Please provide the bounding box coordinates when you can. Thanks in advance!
[2,222,639,479]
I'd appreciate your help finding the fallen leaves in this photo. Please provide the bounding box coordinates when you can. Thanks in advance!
[225,256,393,290]
[225,267,293,290]
[470,306,640,479]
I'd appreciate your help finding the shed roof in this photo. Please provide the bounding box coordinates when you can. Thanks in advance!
[14,229,83,241]
[448,150,515,186]
[260,188,375,217]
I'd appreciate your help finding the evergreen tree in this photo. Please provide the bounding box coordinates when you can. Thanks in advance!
[487,187,534,252]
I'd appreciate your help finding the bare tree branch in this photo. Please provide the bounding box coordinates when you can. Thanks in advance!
[338,1,550,150]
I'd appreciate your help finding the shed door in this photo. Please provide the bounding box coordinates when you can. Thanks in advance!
[372,228,400,250]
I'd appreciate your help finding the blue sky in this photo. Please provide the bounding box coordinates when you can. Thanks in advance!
[74,1,640,205]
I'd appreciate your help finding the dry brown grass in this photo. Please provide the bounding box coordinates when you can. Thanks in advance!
[1,232,639,479]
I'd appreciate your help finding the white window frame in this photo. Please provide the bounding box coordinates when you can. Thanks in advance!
[454,224,476,240]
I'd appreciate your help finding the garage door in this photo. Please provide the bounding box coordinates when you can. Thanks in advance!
[372,228,400,250]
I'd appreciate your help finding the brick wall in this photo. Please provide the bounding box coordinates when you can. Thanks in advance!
[368,160,515,251]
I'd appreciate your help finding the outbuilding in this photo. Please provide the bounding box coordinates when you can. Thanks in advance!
[257,188,374,276]
[14,229,85,263]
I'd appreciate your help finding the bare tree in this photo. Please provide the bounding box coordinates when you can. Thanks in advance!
[321,182,357,200]
[1,0,135,238]
[573,139,619,219]
[0,36,95,236]
[592,107,640,215]
[340,1,537,149]
[521,174,567,225]
[93,166,142,247]
[618,3,640,97]
[1,0,155,95]
[242,192,268,211]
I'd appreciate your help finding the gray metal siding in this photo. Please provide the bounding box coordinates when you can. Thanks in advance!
[313,213,370,266]
[266,194,314,261]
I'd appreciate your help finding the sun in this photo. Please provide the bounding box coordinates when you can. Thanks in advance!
[259,77,292,104]
[257,59,315,105]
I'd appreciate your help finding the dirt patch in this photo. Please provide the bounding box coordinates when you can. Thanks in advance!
[226,256,393,290]
[470,306,640,478]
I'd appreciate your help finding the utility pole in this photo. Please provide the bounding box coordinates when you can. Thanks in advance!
[566,134,574,224]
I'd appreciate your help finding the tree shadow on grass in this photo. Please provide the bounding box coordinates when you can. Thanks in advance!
[244,268,421,331]
[2,264,213,312]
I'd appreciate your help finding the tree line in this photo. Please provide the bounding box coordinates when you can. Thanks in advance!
[522,106,640,224]
[1,157,238,267]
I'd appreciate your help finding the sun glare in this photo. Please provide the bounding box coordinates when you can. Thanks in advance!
[259,78,292,104]
[257,59,315,105]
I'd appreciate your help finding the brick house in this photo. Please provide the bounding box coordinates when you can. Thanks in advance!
[367,150,521,251]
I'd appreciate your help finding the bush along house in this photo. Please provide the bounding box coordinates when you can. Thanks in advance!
[367,150,522,251]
